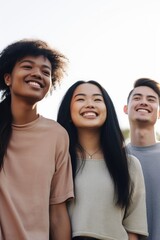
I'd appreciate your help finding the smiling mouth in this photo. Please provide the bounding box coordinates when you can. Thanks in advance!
[26,80,43,88]
[136,108,150,113]
[81,112,97,117]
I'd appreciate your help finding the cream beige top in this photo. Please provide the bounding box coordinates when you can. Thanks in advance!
[68,155,148,240]
[0,116,74,240]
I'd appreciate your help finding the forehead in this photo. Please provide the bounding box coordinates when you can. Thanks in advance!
[131,86,158,98]
[17,55,51,68]
[73,83,102,95]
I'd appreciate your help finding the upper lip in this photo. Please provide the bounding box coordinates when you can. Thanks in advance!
[25,79,44,88]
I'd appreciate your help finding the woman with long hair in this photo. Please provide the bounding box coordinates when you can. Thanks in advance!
[57,80,148,240]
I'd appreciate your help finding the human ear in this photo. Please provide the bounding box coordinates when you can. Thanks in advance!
[123,105,128,115]
[4,73,11,86]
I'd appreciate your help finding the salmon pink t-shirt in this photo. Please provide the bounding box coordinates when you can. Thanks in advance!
[0,116,74,240]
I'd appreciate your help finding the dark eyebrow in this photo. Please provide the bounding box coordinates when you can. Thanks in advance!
[19,59,51,70]
[74,93,103,98]
[132,93,142,98]
[147,95,157,99]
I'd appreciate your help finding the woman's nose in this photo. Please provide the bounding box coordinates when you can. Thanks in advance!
[30,68,42,78]
[85,99,94,108]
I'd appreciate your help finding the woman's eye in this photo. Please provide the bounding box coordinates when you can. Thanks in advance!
[43,70,50,76]
[94,98,102,102]
[76,98,85,101]
[22,65,32,69]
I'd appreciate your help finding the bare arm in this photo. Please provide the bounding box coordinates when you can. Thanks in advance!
[49,202,71,240]
[128,232,139,240]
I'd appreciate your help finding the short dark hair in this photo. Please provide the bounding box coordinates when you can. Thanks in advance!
[127,78,160,104]
[0,38,68,99]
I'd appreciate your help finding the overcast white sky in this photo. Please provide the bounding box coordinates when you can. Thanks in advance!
[1,0,160,131]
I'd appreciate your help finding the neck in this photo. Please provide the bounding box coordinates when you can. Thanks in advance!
[11,100,38,125]
[78,144,101,159]
[130,125,157,146]
[78,128,101,149]
[77,128,102,159]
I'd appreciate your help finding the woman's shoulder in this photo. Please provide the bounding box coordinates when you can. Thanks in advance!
[127,154,143,174]
[40,116,69,136]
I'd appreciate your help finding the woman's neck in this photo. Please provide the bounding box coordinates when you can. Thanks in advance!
[78,128,101,151]
[77,128,103,160]
[11,100,39,125]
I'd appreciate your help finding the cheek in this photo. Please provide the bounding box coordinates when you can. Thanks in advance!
[46,77,52,88]
[70,102,81,119]
[70,104,76,122]
[70,108,82,127]
[70,106,78,123]
[102,112,107,123]
[102,107,107,118]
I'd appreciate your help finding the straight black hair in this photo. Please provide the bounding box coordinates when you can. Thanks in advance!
[57,80,133,208]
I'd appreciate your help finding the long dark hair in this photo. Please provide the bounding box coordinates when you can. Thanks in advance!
[57,80,133,209]
[0,39,68,170]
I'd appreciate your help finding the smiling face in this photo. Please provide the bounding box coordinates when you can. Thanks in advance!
[4,55,52,105]
[70,83,107,130]
[124,86,160,126]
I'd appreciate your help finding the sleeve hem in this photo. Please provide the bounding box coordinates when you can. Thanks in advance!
[49,191,74,205]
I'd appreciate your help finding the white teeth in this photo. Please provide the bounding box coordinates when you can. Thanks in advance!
[28,81,41,88]
[83,112,96,117]
[137,109,148,113]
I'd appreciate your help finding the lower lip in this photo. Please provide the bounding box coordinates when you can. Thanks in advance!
[82,115,97,119]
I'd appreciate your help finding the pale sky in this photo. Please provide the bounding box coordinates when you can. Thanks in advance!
[0,0,160,131]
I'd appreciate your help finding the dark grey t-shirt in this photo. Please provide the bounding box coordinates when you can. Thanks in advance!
[127,142,160,240]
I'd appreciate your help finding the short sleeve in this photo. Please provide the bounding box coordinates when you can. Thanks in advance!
[50,129,74,204]
[123,154,148,239]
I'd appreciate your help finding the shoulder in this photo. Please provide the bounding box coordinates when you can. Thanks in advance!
[39,116,69,137]
[127,154,143,174]
[127,154,146,191]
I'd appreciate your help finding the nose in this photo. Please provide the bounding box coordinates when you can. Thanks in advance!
[30,68,42,79]
[85,99,94,108]
[140,102,148,106]
[139,98,148,106]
